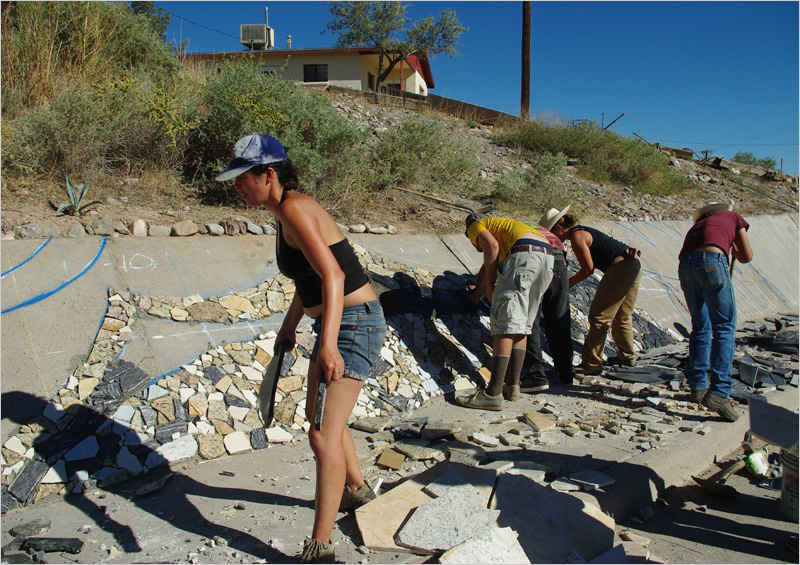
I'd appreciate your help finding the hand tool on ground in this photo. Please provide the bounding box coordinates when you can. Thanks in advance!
[692,458,746,495]
[258,344,286,427]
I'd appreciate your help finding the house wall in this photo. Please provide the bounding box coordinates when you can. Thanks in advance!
[253,51,364,90]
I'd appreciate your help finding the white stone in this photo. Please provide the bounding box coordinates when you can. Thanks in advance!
[182,364,198,375]
[41,460,69,484]
[228,406,250,421]
[240,366,263,382]
[242,390,258,406]
[117,447,145,476]
[265,426,293,443]
[65,436,99,461]
[223,431,251,454]
[180,387,195,403]
[145,435,198,467]
[3,436,27,456]
[380,346,396,365]
[440,527,530,564]
[196,421,215,435]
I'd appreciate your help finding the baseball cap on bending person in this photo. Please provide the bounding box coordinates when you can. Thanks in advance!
[465,212,489,232]
[215,134,288,181]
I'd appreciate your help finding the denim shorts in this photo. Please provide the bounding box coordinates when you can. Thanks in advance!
[310,300,387,380]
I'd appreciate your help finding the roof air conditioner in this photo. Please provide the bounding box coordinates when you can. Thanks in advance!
[241,24,267,50]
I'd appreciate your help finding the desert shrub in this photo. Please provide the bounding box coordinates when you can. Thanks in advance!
[370,116,481,193]
[490,152,574,215]
[3,72,190,179]
[494,119,689,196]
[186,58,370,209]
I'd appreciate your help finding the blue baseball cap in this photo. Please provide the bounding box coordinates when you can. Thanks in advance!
[215,134,288,181]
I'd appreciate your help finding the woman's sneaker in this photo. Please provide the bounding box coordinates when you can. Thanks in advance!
[339,482,376,511]
[300,538,335,564]
[519,377,549,392]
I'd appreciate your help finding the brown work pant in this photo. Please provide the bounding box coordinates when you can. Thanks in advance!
[581,257,643,370]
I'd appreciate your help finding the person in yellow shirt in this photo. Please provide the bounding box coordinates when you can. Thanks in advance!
[460,213,554,410]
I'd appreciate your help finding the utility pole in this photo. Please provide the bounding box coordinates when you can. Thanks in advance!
[521,1,530,120]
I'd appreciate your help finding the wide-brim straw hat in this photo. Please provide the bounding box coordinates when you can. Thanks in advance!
[692,202,733,223]
[538,205,571,231]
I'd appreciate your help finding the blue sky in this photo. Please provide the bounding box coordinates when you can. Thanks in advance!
[158,1,800,175]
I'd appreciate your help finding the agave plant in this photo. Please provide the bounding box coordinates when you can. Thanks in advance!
[57,175,102,216]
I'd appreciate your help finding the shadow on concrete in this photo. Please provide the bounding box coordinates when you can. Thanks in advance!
[1,391,302,563]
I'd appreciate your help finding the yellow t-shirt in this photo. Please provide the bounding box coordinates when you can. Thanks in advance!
[466,217,545,262]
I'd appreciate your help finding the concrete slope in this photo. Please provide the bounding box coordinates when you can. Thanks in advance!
[1,213,798,443]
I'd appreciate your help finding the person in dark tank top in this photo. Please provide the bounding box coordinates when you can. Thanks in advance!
[215,134,386,564]
[549,212,643,375]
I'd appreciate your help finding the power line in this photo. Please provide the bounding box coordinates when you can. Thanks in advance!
[165,10,239,41]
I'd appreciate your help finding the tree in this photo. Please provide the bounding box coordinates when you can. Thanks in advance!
[131,0,170,42]
[325,1,467,93]
[732,151,778,170]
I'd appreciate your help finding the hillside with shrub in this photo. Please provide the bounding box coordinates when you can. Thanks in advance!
[2,1,797,237]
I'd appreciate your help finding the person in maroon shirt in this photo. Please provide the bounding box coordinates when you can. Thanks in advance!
[678,202,753,422]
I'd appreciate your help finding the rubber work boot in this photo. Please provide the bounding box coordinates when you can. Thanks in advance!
[300,538,335,564]
[690,387,708,404]
[502,384,520,401]
[702,393,740,422]
[339,481,376,511]
[456,389,503,411]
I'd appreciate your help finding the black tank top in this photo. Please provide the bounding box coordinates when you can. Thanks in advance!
[275,194,369,308]
[572,226,628,273]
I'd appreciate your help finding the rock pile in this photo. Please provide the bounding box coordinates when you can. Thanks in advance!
[9,217,400,241]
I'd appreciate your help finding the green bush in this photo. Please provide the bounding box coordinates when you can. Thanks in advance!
[370,116,481,193]
[186,58,370,209]
[3,73,187,179]
[493,119,689,196]
[490,152,574,215]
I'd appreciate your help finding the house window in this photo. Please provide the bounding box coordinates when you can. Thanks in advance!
[303,64,328,82]
[368,73,375,91]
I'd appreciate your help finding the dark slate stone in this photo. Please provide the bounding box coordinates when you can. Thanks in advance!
[250,427,267,450]
[139,405,158,428]
[1,552,32,563]
[405,293,433,317]
[730,380,767,405]
[154,420,188,444]
[66,406,106,436]
[8,460,49,505]
[65,457,104,478]
[204,365,226,384]
[21,538,84,554]
[96,435,121,462]
[738,361,769,386]
[129,439,160,457]
[2,488,19,514]
[2,535,26,552]
[279,352,295,377]
[378,392,410,412]
[9,518,53,537]
[223,394,250,409]
[33,430,80,464]
[366,358,391,379]
[172,398,188,422]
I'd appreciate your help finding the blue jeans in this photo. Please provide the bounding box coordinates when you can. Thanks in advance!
[678,252,737,398]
